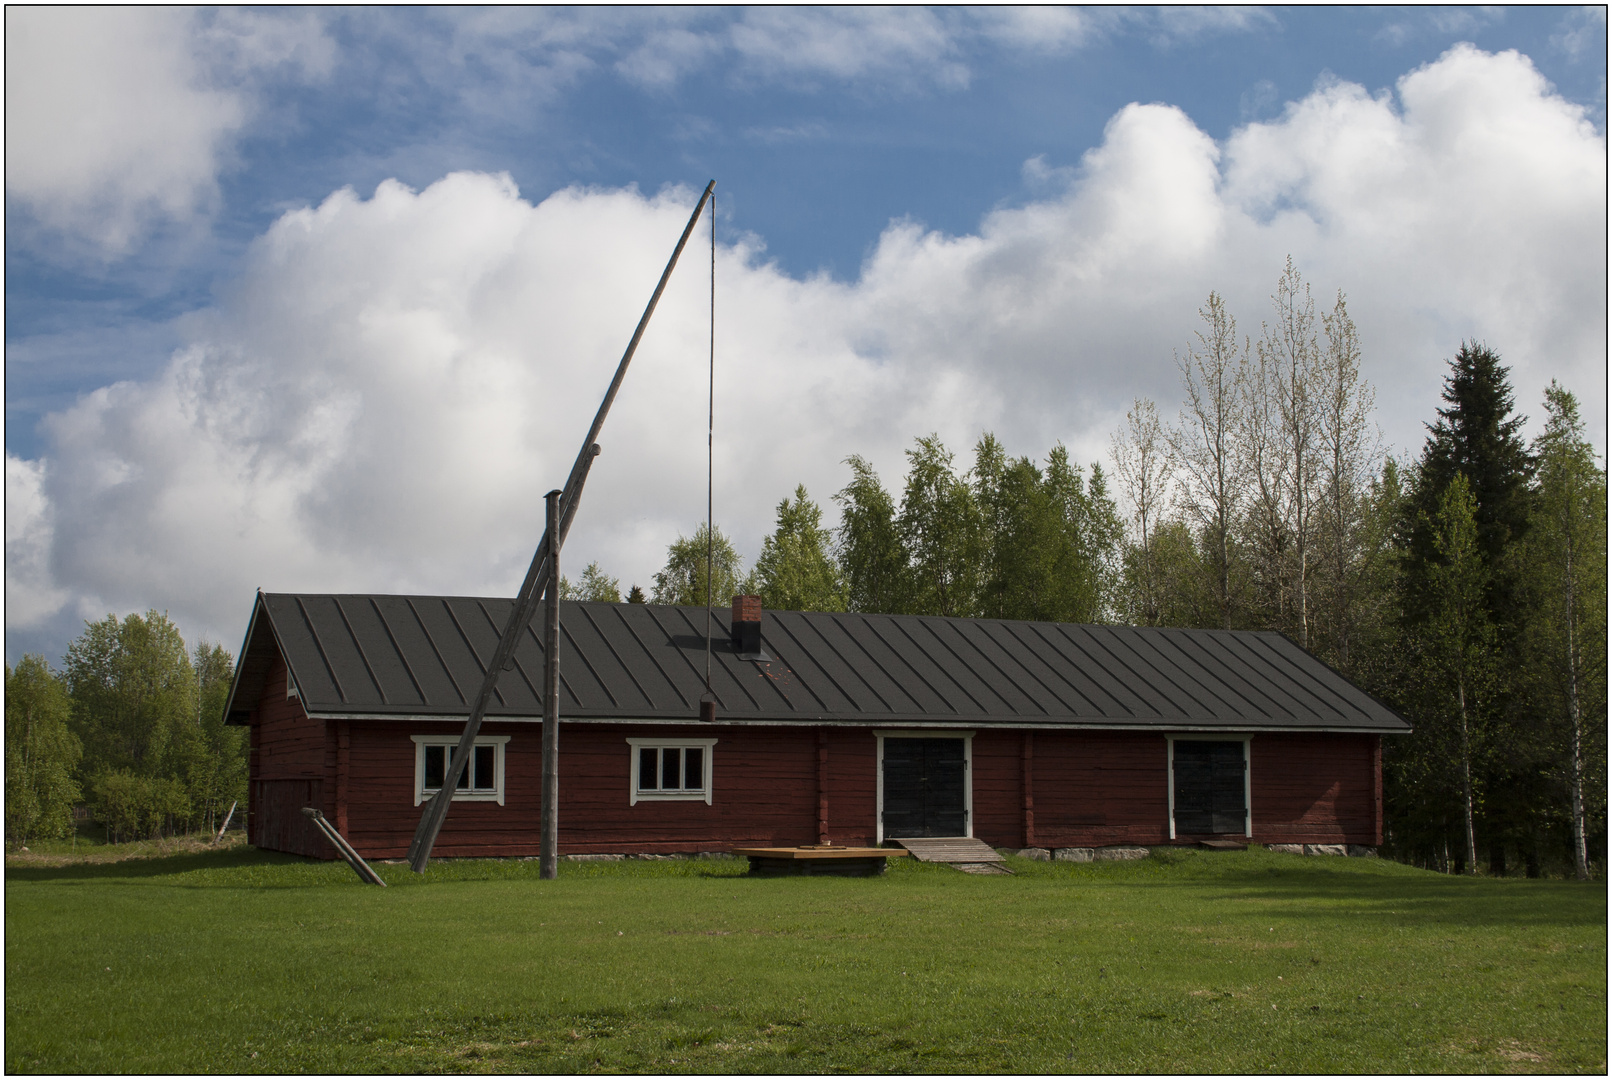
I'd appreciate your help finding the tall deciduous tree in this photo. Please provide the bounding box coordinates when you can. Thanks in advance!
[899,435,983,618]
[5,656,82,846]
[1257,256,1322,647]
[562,562,623,603]
[976,438,1120,624]
[1169,292,1247,630]
[1523,384,1607,880]
[64,611,198,784]
[753,485,846,612]
[1311,291,1383,675]
[651,524,746,607]
[836,455,906,615]
[1420,474,1495,875]
[1111,398,1172,626]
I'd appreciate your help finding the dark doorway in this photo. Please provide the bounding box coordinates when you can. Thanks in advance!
[1172,740,1247,835]
[882,738,967,838]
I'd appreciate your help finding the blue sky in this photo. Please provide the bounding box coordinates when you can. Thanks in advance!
[5,6,1607,663]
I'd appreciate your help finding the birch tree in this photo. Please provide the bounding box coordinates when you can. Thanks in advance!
[1257,257,1322,647]
[1524,384,1607,880]
[1169,292,1248,629]
[1312,291,1382,674]
[1110,398,1172,626]
[1423,474,1494,874]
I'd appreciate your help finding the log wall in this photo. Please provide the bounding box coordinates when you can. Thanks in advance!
[247,701,1385,857]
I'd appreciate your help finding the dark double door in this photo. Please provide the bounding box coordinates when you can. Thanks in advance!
[882,738,967,838]
[1172,740,1247,835]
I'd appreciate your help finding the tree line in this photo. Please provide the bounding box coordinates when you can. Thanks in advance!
[6,613,245,846]
[621,260,1604,879]
[9,259,1601,877]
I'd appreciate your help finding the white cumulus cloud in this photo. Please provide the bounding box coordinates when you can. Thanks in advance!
[8,45,1604,656]
[4,7,332,258]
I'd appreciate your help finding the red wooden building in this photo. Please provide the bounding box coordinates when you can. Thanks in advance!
[224,592,1409,860]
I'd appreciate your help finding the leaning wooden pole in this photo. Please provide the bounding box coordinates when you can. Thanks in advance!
[407,179,715,873]
[540,489,561,879]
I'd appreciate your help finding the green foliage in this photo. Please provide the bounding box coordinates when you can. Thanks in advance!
[834,455,906,615]
[90,771,191,844]
[626,584,647,604]
[60,612,243,840]
[898,435,984,618]
[5,657,82,846]
[975,437,1120,623]
[1521,384,1608,878]
[6,848,1605,1074]
[751,486,846,612]
[651,524,745,606]
[560,561,623,603]
[1401,342,1533,630]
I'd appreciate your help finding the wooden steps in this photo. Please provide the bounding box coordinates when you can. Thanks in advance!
[892,837,1013,874]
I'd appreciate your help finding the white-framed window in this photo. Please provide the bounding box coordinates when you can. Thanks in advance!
[411,735,510,806]
[627,737,718,805]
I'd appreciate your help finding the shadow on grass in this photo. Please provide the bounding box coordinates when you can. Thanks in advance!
[4,846,311,883]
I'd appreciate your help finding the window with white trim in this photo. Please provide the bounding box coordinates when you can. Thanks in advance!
[627,737,717,805]
[411,735,509,806]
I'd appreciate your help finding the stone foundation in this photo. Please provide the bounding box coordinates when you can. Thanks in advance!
[1093,846,1151,861]
[1054,847,1095,862]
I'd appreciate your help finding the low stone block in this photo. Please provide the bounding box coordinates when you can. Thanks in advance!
[1305,844,1347,857]
[630,853,686,860]
[1265,844,1306,855]
[1011,847,1051,861]
[1054,847,1096,862]
[568,853,624,861]
[696,851,735,860]
[1094,846,1150,861]
[1346,845,1379,858]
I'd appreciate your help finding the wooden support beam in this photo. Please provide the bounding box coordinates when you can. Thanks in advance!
[540,489,561,880]
[817,729,829,845]
[1022,731,1035,848]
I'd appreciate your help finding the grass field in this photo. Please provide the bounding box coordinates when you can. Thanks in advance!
[5,843,1604,1074]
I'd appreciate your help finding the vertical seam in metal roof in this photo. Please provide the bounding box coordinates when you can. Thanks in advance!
[1245,633,1356,720]
[581,605,649,706]
[761,612,835,712]
[897,618,992,714]
[939,618,1048,716]
[370,598,426,705]
[1082,624,1212,717]
[1005,622,1106,715]
[1129,628,1251,719]
[559,606,621,710]
[443,601,508,707]
[1171,630,1292,720]
[476,600,541,702]
[333,597,387,705]
[293,596,347,704]
[637,606,697,709]
[987,621,1090,715]
[405,598,465,705]
[1042,623,1144,717]
[811,613,896,713]
[669,605,764,710]
[867,617,959,715]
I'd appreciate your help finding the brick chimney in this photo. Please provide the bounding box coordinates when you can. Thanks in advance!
[731,594,762,655]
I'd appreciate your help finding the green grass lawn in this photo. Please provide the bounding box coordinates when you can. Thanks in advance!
[5,844,1604,1074]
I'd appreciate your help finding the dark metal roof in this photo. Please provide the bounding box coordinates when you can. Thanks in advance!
[225,592,1410,733]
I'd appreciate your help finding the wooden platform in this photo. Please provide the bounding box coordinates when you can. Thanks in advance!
[732,846,909,877]
[891,837,1013,874]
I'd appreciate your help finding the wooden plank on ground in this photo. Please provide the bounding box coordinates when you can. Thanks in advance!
[892,837,1005,864]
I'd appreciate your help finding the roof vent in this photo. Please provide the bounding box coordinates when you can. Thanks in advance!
[730,595,768,661]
